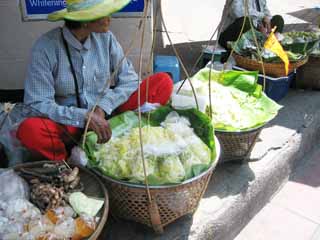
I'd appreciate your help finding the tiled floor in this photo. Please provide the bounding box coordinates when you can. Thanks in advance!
[235,148,320,240]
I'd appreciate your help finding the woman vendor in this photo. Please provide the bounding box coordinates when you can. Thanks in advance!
[218,0,285,49]
[17,0,173,161]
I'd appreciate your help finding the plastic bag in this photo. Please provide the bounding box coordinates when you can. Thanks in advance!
[0,103,33,166]
[69,146,89,166]
[134,102,160,113]
[73,215,96,239]
[0,170,29,201]
[94,111,213,184]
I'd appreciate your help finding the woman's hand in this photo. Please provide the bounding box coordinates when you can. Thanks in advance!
[86,107,112,143]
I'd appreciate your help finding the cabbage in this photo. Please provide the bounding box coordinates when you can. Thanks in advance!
[96,138,132,179]
[129,154,159,183]
[158,155,185,183]
[174,68,281,131]
[179,148,201,179]
[85,110,215,185]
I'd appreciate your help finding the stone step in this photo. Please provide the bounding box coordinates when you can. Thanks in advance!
[99,90,320,240]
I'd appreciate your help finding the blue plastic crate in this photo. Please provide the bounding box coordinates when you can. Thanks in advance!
[153,55,180,83]
[233,66,295,102]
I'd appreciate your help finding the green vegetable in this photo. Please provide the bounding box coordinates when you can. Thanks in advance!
[69,192,104,217]
[149,106,215,158]
[176,68,282,131]
[158,155,185,183]
[108,111,146,138]
[230,30,313,61]
[85,110,216,185]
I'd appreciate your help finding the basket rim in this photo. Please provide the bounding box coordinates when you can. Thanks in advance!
[215,123,265,134]
[93,137,221,190]
[232,52,309,65]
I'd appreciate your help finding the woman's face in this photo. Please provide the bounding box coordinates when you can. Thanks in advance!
[87,16,111,33]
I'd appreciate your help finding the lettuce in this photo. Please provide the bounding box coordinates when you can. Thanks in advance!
[158,155,185,184]
[175,68,281,131]
[86,110,215,185]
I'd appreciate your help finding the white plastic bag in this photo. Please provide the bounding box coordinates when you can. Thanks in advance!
[134,102,160,113]
[69,146,88,166]
[0,170,29,202]
[0,103,32,166]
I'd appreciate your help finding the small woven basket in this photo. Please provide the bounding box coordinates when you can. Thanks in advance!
[13,161,109,240]
[233,53,308,77]
[93,138,221,233]
[215,125,263,163]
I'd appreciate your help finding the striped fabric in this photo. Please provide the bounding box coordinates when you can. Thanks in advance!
[24,26,139,128]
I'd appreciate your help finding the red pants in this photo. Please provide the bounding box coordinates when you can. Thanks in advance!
[17,73,173,161]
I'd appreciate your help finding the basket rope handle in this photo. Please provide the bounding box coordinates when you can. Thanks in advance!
[81,0,154,149]
[159,3,199,110]
[136,0,164,233]
[224,0,267,91]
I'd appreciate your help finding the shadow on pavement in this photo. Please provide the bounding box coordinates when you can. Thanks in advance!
[99,214,193,240]
[204,162,255,199]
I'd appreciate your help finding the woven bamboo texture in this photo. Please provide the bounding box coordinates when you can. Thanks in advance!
[94,139,221,233]
[13,161,109,240]
[215,126,263,162]
[296,56,320,90]
[233,53,308,77]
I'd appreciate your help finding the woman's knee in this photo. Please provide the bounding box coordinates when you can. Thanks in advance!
[17,117,54,145]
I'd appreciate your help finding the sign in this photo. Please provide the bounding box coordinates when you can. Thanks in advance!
[20,0,145,21]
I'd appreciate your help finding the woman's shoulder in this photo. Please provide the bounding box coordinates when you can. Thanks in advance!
[92,30,118,43]
[32,27,61,52]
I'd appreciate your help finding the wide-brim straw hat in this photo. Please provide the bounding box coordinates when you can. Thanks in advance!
[48,0,131,22]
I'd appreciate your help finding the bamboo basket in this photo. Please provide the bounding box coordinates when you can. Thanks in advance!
[215,125,264,163]
[233,53,308,77]
[13,161,109,240]
[93,138,221,233]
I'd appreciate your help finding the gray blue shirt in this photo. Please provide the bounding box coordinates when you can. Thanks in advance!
[24,26,139,128]
[221,0,271,32]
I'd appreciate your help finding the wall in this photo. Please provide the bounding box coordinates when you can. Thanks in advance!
[0,0,153,90]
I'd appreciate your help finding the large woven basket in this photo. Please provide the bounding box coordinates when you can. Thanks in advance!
[215,125,263,163]
[93,138,221,233]
[13,161,109,240]
[233,53,308,77]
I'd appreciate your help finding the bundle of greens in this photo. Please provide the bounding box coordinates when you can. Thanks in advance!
[230,30,305,62]
[85,108,216,185]
[172,68,282,131]
[281,31,320,55]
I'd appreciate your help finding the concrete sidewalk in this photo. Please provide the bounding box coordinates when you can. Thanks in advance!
[99,91,320,240]
[236,142,320,240]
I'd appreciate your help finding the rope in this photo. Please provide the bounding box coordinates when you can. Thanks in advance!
[145,2,160,127]
[225,0,266,91]
[206,5,229,119]
[244,0,267,90]
[81,4,152,149]
[137,0,153,204]
[159,3,199,110]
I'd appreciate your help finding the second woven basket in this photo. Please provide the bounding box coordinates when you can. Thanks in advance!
[233,53,308,77]
[215,125,264,163]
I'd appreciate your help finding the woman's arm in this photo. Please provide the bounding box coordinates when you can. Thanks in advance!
[24,38,88,128]
[96,32,139,115]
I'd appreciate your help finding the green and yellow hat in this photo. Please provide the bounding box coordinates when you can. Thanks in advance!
[48,0,131,22]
